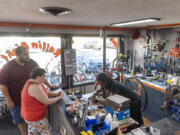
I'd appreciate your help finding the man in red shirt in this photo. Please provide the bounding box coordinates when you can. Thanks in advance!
[0,46,59,135]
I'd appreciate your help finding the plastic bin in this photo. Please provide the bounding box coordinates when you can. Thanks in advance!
[92,121,110,135]
[85,119,99,131]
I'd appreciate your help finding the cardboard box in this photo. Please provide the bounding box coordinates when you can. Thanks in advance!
[106,94,131,111]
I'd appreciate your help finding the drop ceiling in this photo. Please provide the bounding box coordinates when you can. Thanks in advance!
[0,0,180,28]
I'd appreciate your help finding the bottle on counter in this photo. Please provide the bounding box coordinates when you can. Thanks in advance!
[95,113,100,123]
[110,112,119,131]
[171,75,179,86]
[131,70,135,76]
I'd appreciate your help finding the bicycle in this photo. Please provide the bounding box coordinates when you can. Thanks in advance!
[119,72,148,112]
[45,59,62,87]
[0,94,10,119]
[110,54,148,112]
[50,63,62,86]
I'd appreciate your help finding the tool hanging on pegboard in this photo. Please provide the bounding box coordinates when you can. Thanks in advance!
[167,32,180,58]
[144,35,152,59]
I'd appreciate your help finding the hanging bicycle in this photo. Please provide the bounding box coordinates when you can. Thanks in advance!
[0,95,10,119]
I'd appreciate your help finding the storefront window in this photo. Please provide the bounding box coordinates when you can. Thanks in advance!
[0,36,61,86]
[72,37,117,85]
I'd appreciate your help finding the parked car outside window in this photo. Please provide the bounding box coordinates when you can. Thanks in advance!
[83,41,101,50]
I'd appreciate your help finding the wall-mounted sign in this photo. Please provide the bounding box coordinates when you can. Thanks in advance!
[64,49,76,75]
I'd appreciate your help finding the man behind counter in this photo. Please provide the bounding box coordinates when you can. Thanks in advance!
[91,72,143,126]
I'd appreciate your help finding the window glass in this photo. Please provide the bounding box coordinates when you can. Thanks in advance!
[0,36,61,86]
[72,37,117,85]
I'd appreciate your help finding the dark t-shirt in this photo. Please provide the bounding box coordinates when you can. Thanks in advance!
[109,80,143,125]
[110,80,139,101]
[0,59,38,106]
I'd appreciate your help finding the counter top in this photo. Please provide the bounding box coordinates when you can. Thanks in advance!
[56,90,80,135]
[124,74,167,93]
[49,88,81,135]
[126,116,180,135]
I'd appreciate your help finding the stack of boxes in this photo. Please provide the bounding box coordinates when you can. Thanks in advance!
[106,94,131,120]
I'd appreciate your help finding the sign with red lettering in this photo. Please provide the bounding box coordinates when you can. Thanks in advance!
[0,41,61,62]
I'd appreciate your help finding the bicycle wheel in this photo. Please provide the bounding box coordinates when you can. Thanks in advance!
[125,77,148,112]
[0,96,10,119]
[82,63,95,81]
[50,65,62,86]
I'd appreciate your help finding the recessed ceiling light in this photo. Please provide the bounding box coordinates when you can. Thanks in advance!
[39,7,71,16]
[111,18,160,27]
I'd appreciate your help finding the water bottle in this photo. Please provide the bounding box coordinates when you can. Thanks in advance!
[112,112,119,130]
[95,113,100,123]
[113,112,117,121]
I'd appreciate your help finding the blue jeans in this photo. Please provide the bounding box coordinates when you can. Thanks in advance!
[9,106,25,124]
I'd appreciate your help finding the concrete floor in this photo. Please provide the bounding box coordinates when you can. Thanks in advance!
[0,116,20,135]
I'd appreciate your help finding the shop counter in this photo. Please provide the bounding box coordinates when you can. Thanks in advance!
[49,89,81,135]
[49,89,139,135]
[126,116,180,135]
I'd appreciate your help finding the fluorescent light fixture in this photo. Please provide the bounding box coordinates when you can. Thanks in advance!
[111,18,160,27]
